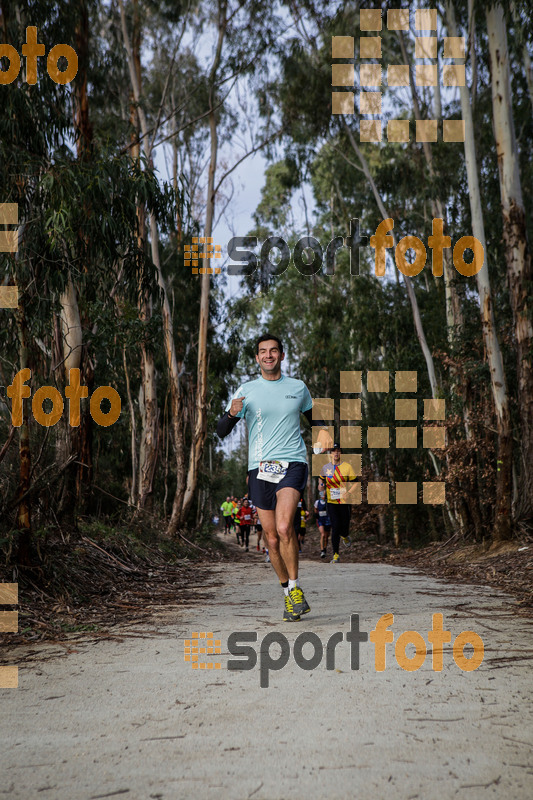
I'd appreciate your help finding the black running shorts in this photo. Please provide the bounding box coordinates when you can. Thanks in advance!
[248,462,308,511]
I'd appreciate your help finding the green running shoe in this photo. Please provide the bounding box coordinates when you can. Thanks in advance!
[288,586,310,616]
[283,594,301,622]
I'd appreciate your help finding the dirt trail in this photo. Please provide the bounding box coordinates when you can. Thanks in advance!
[1,549,532,799]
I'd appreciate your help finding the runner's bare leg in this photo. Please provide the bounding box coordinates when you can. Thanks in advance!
[274,487,301,580]
[256,487,300,582]
[256,509,287,582]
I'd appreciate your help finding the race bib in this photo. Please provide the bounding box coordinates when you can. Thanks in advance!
[258,460,289,483]
[318,510,327,517]
[329,487,342,500]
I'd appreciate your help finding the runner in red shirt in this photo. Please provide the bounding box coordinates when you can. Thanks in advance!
[237,498,254,552]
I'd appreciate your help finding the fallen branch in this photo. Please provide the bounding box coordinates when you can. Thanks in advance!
[433,531,461,552]
[177,532,210,554]
[92,484,159,519]
[80,537,137,573]
[7,455,77,511]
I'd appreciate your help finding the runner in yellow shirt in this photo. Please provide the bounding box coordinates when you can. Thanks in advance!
[320,443,357,563]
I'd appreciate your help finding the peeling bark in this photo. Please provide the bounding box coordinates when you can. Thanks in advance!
[119,0,187,532]
[129,1,159,511]
[16,306,32,564]
[446,1,513,541]
[487,2,533,523]
[180,4,226,524]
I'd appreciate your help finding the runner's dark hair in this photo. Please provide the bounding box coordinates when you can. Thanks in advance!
[256,333,284,354]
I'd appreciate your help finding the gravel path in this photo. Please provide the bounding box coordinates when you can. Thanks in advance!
[2,552,532,799]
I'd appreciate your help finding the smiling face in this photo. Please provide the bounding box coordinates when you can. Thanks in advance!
[255,339,284,379]
[332,447,341,464]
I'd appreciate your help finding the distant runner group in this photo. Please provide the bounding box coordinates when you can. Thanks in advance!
[219,495,265,553]
[219,477,351,563]
[220,491,313,560]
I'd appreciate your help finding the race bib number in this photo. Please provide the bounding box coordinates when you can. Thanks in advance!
[258,460,289,483]
[318,510,327,517]
[329,487,343,501]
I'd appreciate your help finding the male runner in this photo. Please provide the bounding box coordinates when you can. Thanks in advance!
[220,496,233,534]
[320,444,357,563]
[216,333,332,621]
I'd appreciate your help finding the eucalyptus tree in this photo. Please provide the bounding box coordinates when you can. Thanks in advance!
[226,0,527,542]
[486,1,533,524]
[118,0,283,533]
[0,0,174,555]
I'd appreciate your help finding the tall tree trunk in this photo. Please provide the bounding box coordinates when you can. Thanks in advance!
[342,120,439,398]
[57,0,95,516]
[342,121,463,534]
[128,0,159,510]
[74,0,94,510]
[397,30,464,348]
[137,325,159,509]
[60,277,83,376]
[119,0,187,532]
[180,2,227,523]
[397,28,468,530]
[171,82,183,250]
[446,0,513,542]
[486,2,533,523]
[56,287,92,519]
[468,0,478,109]
[15,305,32,564]
[122,346,137,506]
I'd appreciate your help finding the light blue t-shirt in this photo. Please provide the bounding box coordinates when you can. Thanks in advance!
[226,375,313,470]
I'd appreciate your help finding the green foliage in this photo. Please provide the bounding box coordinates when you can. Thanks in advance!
[1,0,532,559]
[217,0,533,545]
